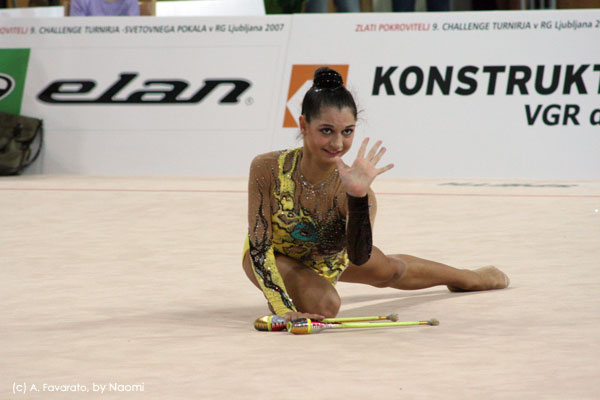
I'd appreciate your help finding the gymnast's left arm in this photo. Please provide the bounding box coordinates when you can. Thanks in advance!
[345,191,373,265]
[335,138,392,265]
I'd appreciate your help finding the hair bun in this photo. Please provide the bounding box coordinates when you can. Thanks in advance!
[313,68,343,91]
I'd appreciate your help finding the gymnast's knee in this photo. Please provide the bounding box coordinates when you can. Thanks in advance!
[318,292,341,318]
[304,290,340,318]
[372,256,407,288]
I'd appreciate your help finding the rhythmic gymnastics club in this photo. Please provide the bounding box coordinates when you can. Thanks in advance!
[287,318,439,335]
[323,313,399,323]
[253,313,400,332]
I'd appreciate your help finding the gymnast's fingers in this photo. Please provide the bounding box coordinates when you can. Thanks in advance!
[356,137,369,160]
[284,312,324,323]
[371,145,387,165]
[377,163,394,176]
[366,140,383,161]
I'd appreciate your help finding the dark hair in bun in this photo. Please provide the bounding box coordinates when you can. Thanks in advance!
[313,68,344,91]
[301,67,357,123]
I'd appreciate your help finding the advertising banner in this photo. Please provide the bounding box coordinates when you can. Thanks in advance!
[1,11,599,178]
[0,16,291,174]
[281,10,600,179]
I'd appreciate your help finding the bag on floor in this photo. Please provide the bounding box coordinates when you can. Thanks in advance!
[0,111,43,176]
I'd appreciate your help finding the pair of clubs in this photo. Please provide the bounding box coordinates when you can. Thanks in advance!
[254,314,439,335]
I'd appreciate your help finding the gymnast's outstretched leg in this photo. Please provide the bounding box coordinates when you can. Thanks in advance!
[339,246,510,291]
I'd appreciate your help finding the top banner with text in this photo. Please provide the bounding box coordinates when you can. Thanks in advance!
[279,10,600,179]
[0,10,598,178]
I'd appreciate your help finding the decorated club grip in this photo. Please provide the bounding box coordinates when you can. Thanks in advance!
[254,315,287,331]
[286,318,337,335]
[287,318,314,335]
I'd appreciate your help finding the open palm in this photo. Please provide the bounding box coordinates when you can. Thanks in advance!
[334,138,394,197]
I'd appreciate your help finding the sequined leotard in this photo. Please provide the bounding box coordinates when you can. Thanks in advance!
[245,147,372,316]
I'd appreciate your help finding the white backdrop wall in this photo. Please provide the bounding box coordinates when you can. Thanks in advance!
[1,10,599,178]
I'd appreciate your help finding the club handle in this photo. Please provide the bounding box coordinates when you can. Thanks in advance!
[337,320,438,329]
[323,316,386,323]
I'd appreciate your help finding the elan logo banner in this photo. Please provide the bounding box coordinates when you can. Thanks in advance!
[283,64,349,128]
[0,49,30,115]
[37,73,252,105]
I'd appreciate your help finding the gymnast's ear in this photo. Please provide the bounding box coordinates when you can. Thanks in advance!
[299,115,307,136]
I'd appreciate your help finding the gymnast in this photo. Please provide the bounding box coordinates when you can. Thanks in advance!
[242,67,509,322]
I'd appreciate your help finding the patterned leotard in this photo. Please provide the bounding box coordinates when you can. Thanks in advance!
[245,148,351,315]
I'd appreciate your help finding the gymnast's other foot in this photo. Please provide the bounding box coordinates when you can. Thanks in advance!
[447,266,510,292]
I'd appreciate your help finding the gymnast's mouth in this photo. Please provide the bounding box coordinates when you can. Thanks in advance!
[323,149,342,157]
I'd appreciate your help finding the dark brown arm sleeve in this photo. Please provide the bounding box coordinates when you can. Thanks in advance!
[346,193,372,265]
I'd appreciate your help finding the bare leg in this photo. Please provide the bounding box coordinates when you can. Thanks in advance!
[242,251,341,317]
[339,246,509,291]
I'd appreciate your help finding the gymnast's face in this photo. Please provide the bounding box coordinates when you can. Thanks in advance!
[299,106,356,166]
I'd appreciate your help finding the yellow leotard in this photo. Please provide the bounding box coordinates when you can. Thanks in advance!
[245,148,350,316]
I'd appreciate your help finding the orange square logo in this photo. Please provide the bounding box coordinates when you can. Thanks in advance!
[283,64,349,128]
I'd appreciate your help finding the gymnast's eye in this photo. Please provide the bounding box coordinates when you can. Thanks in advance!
[320,128,332,135]
[342,128,354,136]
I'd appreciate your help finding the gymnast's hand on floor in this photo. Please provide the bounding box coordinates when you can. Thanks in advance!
[284,312,324,323]
[335,138,394,198]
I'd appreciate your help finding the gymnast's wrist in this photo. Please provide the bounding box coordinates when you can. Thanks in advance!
[347,193,369,213]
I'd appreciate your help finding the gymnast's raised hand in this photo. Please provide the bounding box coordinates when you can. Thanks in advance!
[334,138,394,198]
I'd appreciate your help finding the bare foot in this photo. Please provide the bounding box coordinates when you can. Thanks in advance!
[448,266,510,292]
